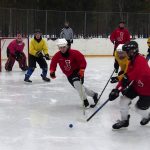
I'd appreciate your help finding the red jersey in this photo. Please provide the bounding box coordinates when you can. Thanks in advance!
[117,54,150,96]
[8,40,25,55]
[50,49,87,77]
[110,27,130,49]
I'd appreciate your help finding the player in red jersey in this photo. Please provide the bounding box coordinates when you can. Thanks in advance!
[50,39,99,108]
[5,33,28,71]
[110,21,130,73]
[109,41,150,129]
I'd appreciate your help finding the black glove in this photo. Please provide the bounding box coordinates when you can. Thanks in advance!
[110,77,119,83]
[111,41,115,44]
[118,70,124,76]
[109,89,120,101]
[15,51,23,61]
[122,74,129,88]
[36,51,43,58]
[70,39,73,43]
[45,54,50,60]
[50,72,56,79]
[114,60,119,73]
[148,48,150,53]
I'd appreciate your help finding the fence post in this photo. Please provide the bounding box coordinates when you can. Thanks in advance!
[126,12,129,28]
[84,11,87,38]
[45,10,48,36]
[65,11,67,22]
[26,9,29,37]
[9,8,12,37]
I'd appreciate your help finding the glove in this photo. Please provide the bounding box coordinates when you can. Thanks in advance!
[70,39,73,43]
[78,69,85,78]
[114,61,119,73]
[148,48,150,53]
[50,71,56,79]
[110,77,119,83]
[118,71,124,76]
[122,74,129,88]
[36,51,43,58]
[109,89,120,101]
[111,40,115,44]
[45,54,50,60]
[15,51,23,61]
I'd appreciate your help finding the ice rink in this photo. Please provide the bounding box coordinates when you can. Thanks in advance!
[0,57,150,150]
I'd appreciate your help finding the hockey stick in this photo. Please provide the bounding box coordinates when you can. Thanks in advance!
[80,80,86,116]
[98,69,115,100]
[87,99,110,122]
[90,69,115,108]
[87,80,134,122]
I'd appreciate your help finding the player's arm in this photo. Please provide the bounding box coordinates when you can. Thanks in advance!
[117,59,129,81]
[42,40,49,55]
[110,30,116,44]
[42,40,50,60]
[20,42,25,52]
[75,51,87,78]
[29,40,37,56]
[49,54,59,79]
[70,28,74,42]
[7,41,16,55]
[125,29,130,42]
[60,29,64,38]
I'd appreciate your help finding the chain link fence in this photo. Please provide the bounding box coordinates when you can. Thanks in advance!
[0,8,150,38]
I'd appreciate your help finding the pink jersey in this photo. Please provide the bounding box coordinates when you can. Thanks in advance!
[7,40,25,55]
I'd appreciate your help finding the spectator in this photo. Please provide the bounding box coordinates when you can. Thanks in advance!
[60,21,73,48]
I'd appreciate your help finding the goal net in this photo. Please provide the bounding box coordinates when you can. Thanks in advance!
[0,37,29,71]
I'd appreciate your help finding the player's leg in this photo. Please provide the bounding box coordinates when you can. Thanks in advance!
[67,73,89,108]
[24,54,36,82]
[135,96,150,125]
[6,48,10,58]
[112,87,137,129]
[37,57,50,82]
[18,52,28,71]
[5,55,15,71]
[84,86,99,105]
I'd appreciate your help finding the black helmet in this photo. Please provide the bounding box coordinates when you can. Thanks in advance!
[122,41,139,53]
[34,29,41,34]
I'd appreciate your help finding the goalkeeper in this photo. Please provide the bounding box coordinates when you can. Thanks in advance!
[5,33,28,71]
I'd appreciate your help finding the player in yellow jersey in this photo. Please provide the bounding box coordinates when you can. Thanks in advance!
[110,44,129,83]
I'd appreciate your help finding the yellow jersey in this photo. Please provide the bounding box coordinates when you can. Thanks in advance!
[114,51,130,80]
[29,38,49,56]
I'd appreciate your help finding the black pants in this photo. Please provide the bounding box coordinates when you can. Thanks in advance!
[122,86,150,110]
[67,70,84,87]
[28,54,47,68]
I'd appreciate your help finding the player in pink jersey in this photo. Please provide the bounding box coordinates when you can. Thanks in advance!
[5,33,28,71]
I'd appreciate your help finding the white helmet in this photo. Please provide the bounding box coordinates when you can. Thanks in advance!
[57,39,67,47]
[116,44,124,52]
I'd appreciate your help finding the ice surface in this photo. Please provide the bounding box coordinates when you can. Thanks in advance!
[0,58,150,150]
